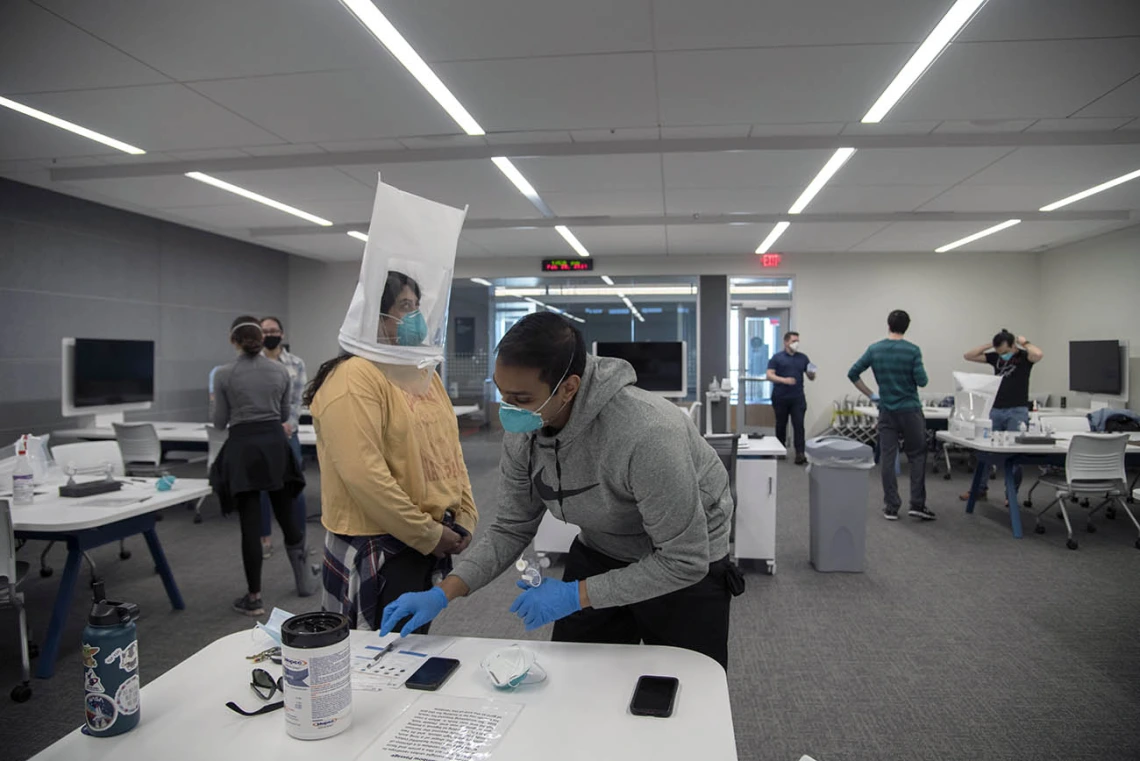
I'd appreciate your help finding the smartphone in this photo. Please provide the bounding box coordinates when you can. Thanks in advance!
[405,657,460,691]
[629,675,679,717]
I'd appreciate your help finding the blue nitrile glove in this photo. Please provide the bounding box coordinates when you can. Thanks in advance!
[379,586,448,637]
[870,393,880,403]
[509,578,581,631]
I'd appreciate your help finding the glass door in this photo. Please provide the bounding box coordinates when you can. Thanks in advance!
[733,307,789,434]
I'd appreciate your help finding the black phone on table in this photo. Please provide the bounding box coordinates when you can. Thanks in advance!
[629,675,679,717]
[405,657,460,691]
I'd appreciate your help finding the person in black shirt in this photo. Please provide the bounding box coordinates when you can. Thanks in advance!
[766,331,816,465]
[961,329,1044,502]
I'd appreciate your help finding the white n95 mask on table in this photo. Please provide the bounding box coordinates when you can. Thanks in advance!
[481,645,547,689]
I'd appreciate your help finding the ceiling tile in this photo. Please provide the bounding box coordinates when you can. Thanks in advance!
[652,0,946,48]
[959,0,1140,42]
[921,181,1140,213]
[664,187,796,215]
[572,226,667,256]
[304,200,375,225]
[933,119,1037,133]
[0,108,122,160]
[378,0,654,61]
[164,202,326,230]
[457,234,491,258]
[656,45,912,125]
[213,167,372,205]
[848,222,1004,252]
[0,1,169,94]
[463,228,568,257]
[777,222,891,252]
[835,147,1015,186]
[891,39,1140,122]
[939,221,1123,252]
[962,145,1140,187]
[34,175,226,209]
[666,225,767,255]
[17,84,284,152]
[806,184,949,213]
[543,191,665,217]
[1026,117,1134,132]
[663,151,834,189]
[1073,75,1140,119]
[36,0,382,81]
[189,69,459,143]
[258,232,368,261]
[437,54,659,132]
[513,154,661,193]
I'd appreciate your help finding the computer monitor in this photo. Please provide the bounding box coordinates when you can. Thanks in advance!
[61,337,155,420]
[1069,340,1122,395]
[593,341,687,397]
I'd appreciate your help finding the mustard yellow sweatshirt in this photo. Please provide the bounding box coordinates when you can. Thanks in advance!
[310,357,477,555]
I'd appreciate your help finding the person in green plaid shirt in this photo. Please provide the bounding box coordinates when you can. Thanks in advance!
[259,316,308,556]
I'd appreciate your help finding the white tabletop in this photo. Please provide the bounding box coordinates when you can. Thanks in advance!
[31,631,737,761]
[854,406,951,420]
[937,430,1140,456]
[737,435,788,457]
[11,477,211,532]
[53,422,318,447]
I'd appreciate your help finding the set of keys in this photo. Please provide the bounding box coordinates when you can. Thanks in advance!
[246,646,281,664]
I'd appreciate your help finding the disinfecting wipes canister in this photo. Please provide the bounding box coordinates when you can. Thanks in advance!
[280,612,352,740]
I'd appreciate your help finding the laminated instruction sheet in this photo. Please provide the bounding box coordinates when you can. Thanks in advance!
[369,694,523,761]
[351,634,455,691]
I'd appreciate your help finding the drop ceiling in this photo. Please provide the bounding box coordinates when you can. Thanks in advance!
[1,0,1138,263]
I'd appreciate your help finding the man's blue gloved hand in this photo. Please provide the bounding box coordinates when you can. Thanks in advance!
[509,578,582,631]
[379,586,448,637]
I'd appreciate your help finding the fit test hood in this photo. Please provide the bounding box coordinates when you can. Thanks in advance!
[338,175,468,369]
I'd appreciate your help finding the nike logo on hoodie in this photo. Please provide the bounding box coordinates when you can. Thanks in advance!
[532,467,599,504]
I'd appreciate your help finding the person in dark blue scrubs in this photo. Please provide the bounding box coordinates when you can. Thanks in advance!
[766,331,816,465]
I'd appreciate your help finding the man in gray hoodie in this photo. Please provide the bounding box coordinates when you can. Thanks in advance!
[380,312,739,668]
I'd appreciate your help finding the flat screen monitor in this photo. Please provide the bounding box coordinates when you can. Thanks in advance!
[73,338,155,407]
[1069,340,1121,395]
[594,341,687,396]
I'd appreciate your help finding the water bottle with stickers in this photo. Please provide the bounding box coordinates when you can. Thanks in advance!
[81,599,141,737]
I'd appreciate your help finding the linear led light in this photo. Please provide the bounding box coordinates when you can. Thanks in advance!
[862,0,989,123]
[185,172,333,226]
[495,288,546,298]
[340,0,484,136]
[0,95,146,154]
[551,286,694,297]
[347,231,369,242]
[934,219,1020,253]
[600,275,614,285]
[524,297,546,307]
[755,221,790,254]
[788,148,856,214]
[470,277,493,286]
[554,225,592,258]
[1039,168,1140,211]
[730,285,793,295]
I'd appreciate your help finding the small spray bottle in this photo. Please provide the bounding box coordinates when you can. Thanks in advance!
[516,553,543,588]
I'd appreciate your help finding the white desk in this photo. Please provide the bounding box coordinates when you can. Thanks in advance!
[11,477,211,678]
[54,422,317,448]
[31,631,738,761]
[853,406,951,420]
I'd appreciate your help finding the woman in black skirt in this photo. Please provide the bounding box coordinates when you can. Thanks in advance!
[210,316,318,616]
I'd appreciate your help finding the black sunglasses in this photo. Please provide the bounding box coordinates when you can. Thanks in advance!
[224,668,285,717]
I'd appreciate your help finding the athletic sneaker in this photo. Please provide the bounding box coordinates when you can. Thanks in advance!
[261,540,273,559]
[908,507,937,521]
[794,454,807,465]
[233,594,265,617]
[883,507,900,521]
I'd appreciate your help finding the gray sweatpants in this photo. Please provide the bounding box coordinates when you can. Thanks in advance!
[879,408,927,510]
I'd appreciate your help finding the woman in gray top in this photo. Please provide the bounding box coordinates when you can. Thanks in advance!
[210,315,318,616]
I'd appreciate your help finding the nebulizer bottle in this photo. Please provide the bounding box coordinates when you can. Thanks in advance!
[516,552,543,588]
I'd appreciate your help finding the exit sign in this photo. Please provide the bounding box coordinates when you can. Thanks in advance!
[760,253,782,268]
[543,258,593,272]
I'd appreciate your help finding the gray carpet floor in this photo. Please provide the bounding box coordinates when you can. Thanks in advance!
[2,433,1139,760]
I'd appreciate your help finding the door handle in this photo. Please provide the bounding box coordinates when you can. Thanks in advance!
[768,477,772,496]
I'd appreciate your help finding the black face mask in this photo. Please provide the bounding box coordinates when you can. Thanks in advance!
[263,335,282,350]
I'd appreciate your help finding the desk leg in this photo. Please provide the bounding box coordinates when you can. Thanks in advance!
[143,527,185,610]
[36,545,82,679]
[1004,459,1023,538]
[965,457,988,514]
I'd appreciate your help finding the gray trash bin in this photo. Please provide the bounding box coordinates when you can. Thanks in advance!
[806,436,875,572]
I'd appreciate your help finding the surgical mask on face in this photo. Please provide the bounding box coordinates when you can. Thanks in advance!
[497,354,574,434]
[999,351,1014,361]
[262,335,282,350]
[789,341,800,353]
[387,310,428,346]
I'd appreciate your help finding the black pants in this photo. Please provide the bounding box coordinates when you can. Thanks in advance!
[878,408,927,510]
[379,549,437,635]
[773,396,807,456]
[552,539,732,670]
[236,489,302,595]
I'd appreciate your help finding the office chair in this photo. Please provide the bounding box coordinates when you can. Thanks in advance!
[1032,433,1139,551]
[47,441,132,578]
[1,499,34,702]
[1023,416,1091,509]
[704,434,740,564]
[112,423,167,477]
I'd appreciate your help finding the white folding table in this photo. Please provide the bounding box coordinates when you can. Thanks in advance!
[11,477,211,678]
[54,422,318,449]
[30,631,738,761]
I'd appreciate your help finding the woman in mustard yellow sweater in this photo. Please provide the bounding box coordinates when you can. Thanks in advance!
[304,272,478,631]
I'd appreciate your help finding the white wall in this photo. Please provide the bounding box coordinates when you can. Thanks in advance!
[1036,224,1140,408]
[287,258,360,373]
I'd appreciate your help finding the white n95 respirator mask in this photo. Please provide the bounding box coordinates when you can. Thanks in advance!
[481,645,547,689]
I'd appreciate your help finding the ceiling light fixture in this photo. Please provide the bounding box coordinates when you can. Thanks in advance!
[862,0,989,123]
[470,277,493,286]
[347,231,369,242]
[934,218,1020,253]
[184,172,333,226]
[339,0,484,136]
[601,275,614,285]
[755,221,790,254]
[554,225,591,258]
[0,95,146,155]
[1039,168,1140,211]
[788,148,857,214]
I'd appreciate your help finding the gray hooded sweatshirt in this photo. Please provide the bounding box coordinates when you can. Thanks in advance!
[451,355,733,609]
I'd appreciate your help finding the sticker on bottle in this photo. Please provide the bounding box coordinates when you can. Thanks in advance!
[105,641,138,672]
[82,643,100,669]
[85,693,118,731]
[116,674,140,715]
[84,668,105,693]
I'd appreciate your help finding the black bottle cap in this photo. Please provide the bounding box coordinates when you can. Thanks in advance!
[88,600,141,627]
[280,612,350,649]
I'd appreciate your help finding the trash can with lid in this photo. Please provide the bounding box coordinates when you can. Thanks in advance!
[805,436,876,572]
